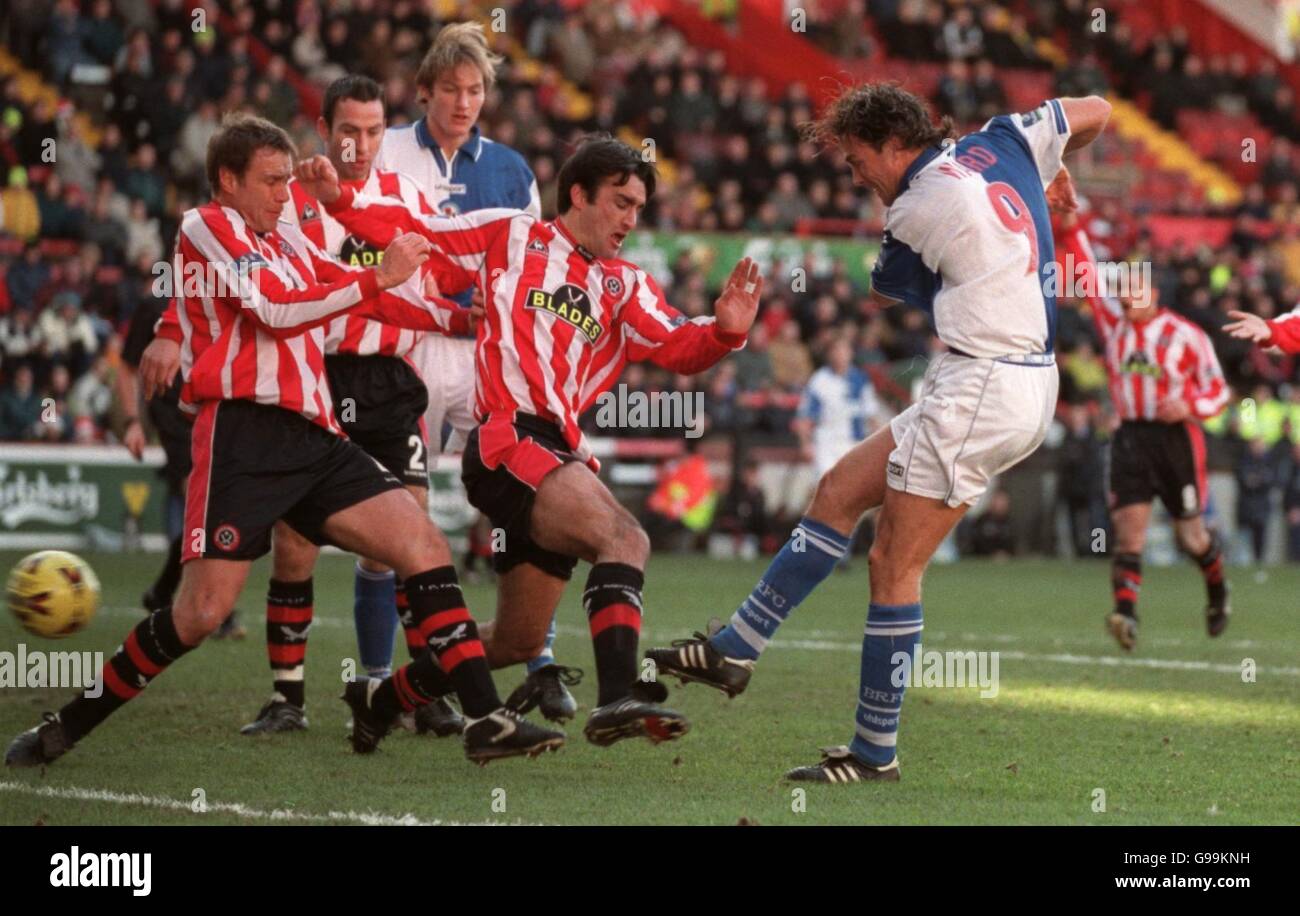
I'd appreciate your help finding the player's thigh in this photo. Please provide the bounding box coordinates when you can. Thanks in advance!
[1110,502,1152,553]
[358,484,427,574]
[530,461,644,564]
[482,563,568,666]
[808,423,895,533]
[321,487,449,576]
[173,557,252,644]
[271,520,320,581]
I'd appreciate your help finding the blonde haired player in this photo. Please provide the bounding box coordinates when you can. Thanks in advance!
[375,23,583,722]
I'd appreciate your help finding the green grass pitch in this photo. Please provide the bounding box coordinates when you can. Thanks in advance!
[1,551,1296,825]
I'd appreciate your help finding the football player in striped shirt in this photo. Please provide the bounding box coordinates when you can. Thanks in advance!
[295,136,762,748]
[239,75,467,739]
[5,115,564,767]
[1056,206,1231,650]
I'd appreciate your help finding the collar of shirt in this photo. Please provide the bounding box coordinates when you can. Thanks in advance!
[896,142,949,197]
[414,119,484,167]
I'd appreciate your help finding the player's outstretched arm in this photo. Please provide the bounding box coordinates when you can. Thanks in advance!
[1059,96,1112,154]
[624,258,759,374]
[1225,308,1300,352]
[183,209,390,338]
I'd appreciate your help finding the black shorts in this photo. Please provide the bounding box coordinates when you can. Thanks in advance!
[1109,420,1207,519]
[325,354,429,488]
[461,413,582,580]
[183,400,403,562]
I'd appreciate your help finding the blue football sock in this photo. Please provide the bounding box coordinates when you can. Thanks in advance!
[526,616,558,674]
[353,563,398,678]
[849,602,923,766]
[709,517,850,661]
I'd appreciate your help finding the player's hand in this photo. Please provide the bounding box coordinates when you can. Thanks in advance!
[1047,166,1078,215]
[1224,310,1272,344]
[123,419,146,461]
[714,257,763,337]
[376,233,431,290]
[139,337,181,400]
[294,155,341,205]
[1155,397,1191,423]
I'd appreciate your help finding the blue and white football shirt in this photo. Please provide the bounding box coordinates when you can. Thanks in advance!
[870,98,1071,358]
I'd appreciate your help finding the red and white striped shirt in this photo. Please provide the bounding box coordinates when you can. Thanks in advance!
[1057,224,1228,422]
[172,201,466,432]
[1264,304,1300,352]
[281,170,440,361]
[325,186,746,457]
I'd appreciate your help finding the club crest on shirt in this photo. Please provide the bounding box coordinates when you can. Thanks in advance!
[525,283,604,343]
[278,238,295,257]
[603,274,623,297]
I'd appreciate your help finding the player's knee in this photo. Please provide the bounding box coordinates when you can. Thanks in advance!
[612,511,650,564]
[271,539,316,581]
[171,596,229,645]
[867,539,920,592]
[810,468,857,528]
[395,524,446,575]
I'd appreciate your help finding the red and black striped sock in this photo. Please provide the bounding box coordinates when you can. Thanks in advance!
[374,567,495,718]
[585,562,644,706]
[58,608,194,742]
[1112,553,1142,618]
[266,578,312,709]
[397,579,424,661]
[1194,536,1227,606]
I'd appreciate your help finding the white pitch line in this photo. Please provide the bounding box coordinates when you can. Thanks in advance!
[98,608,1298,678]
[0,780,536,826]
[553,624,1300,678]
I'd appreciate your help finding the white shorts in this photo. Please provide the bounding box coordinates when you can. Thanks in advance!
[411,335,477,453]
[887,353,1058,507]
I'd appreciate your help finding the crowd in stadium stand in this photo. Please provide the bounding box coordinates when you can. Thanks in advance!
[2,0,1300,559]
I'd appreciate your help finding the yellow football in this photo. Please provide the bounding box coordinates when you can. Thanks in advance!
[6,550,101,639]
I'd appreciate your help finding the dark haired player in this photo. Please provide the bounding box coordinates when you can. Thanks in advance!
[239,74,467,738]
[649,83,1112,783]
[1056,204,1230,651]
[296,136,761,748]
[378,23,585,724]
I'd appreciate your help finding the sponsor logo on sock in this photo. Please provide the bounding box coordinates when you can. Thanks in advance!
[429,623,468,651]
